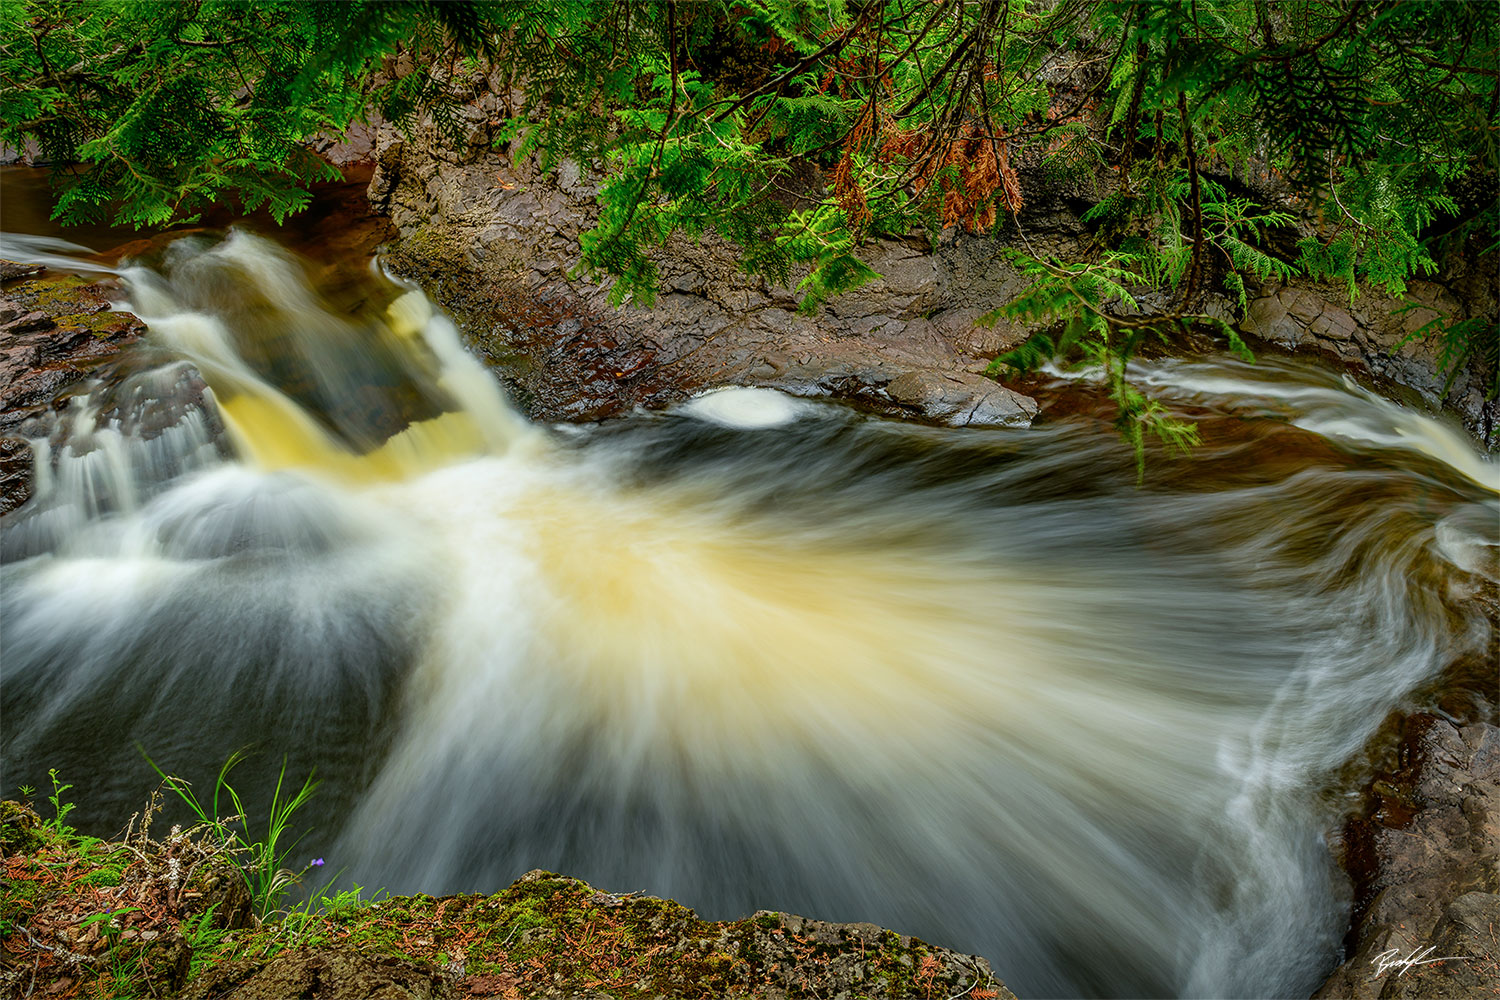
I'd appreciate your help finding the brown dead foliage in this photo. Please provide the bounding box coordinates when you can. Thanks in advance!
[1,795,252,1000]
[880,119,1022,232]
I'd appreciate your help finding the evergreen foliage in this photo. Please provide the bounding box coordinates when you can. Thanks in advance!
[0,0,487,225]
[3,1,1495,445]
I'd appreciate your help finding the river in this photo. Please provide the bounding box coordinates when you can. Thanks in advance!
[2,226,1496,998]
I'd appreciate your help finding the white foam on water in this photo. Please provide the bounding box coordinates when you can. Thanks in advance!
[1135,359,1499,492]
[679,386,812,428]
[3,233,1495,999]
[0,232,120,276]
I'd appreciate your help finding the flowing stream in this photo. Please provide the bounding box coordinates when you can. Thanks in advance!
[3,232,1496,998]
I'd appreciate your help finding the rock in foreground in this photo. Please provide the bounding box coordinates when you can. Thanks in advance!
[0,803,1013,999]
[0,270,147,513]
[1316,717,1500,998]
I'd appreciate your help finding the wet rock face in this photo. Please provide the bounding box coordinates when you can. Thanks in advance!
[367,89,1496,444]
[0,283,141,410]
[882,370,1038,427]
[1317,716,1500,999]
[380,216,1048,428]
[369,101,1048,428]
[1237,268,1498,439]
[0,272,146,513]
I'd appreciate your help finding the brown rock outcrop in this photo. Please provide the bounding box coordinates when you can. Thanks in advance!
[1317,716,1500,998]
[362,74,1497,446]
[1237,267,1498,440]
[367,87,1049,427]
[0,272,146,513]
[5,817,1015,1000]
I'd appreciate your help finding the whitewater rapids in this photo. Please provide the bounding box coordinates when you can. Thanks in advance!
[3,232,1495,998]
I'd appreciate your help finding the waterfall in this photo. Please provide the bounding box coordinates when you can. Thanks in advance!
[4,231,1494,998]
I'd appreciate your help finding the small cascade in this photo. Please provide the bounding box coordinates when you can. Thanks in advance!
[2,231,1495,999]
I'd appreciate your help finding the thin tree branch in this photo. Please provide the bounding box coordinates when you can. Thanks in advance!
[709,2,883,124]
[1177,90,1203,307]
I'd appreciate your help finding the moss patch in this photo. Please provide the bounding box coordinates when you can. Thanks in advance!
[6,274,143,340]
[1,801,1015,999]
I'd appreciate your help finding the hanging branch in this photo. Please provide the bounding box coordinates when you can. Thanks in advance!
[708,1,885,124]
[1119,41,1149,177]
[652,0,678,167]
[1177,90,1203,307]
[894,26,980,119]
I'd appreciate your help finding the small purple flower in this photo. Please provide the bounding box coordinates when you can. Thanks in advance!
[311,858,325,867]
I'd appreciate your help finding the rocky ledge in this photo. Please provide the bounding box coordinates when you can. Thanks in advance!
[0,269,147,513]
[1316,716,1500,998]
[0,802,1012,1000]
[365,75,1497,444]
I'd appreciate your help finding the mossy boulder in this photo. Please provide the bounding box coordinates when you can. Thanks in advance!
[1,817,1017,1000]
[185,871,1014,999]
[0,800,44,855]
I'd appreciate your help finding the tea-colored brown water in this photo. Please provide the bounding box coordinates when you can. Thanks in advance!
[0,166,392,265]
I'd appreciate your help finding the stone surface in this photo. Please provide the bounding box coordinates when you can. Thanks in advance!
[4,825,1016,1000]
[1238,268,1499,439]
[883,370,1038,427]
[0,275,146,513]
[0,259,45,281]
[363,75,1496,447]
[1316,716,1500,998]
[179,947,448,1000]
[367,98,1056,428]
[174,881,1018,1000]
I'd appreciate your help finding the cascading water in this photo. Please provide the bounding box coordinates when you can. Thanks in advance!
[3,231,1496,998]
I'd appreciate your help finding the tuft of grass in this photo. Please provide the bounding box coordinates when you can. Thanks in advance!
[142,748,320,919]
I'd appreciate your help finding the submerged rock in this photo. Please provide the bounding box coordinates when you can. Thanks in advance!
[1317,716,1500,998]
[882,370,1038,427]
